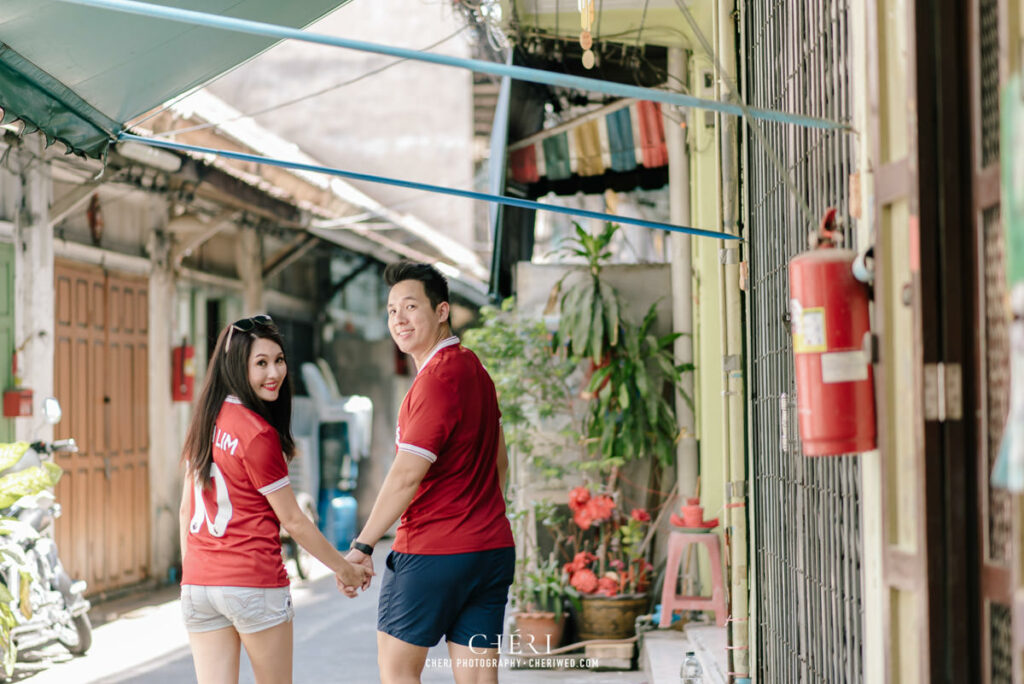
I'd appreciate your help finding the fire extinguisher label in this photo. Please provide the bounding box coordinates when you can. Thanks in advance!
[820,350,869,383]
[792,304,827,353]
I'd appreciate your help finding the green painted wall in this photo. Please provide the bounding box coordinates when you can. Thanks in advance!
[0,242,13,442]
[690,53,727,589]
[504,2,717,50]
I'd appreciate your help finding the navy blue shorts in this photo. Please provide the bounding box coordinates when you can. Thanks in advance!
[377,546,515,649]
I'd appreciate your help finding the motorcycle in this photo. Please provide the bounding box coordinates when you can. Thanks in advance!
[0,398,91,678]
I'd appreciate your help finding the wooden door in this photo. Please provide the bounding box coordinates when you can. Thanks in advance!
[966,0,1015,680]
[53,261,150,594]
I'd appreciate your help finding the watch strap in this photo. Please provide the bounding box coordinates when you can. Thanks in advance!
[351,540,374,556]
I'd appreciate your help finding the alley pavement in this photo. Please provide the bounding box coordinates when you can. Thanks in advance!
[20,545,647,684]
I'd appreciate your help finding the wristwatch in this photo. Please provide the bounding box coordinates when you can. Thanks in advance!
[351,540,374,556]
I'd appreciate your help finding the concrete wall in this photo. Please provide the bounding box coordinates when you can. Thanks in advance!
[207,0,477,252]
[8,138,55,445]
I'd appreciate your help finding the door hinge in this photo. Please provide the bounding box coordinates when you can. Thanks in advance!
[725,480,748,500]
[923,362,962,422]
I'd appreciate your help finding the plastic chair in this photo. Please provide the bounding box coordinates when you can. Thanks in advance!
[659,531,727,627]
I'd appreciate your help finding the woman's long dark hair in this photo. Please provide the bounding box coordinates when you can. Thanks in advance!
[182,320,295,485]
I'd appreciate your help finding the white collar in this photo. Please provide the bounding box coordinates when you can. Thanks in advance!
[225,395,242,404]
[417,336,460,374]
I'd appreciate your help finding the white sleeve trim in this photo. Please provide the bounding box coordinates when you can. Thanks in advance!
[258,476,291,496]
[398,443,438,463]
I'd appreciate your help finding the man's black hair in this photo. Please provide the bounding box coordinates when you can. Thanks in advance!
[384,261,450,310]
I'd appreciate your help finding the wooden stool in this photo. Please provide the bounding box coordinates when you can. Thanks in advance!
[659,530,727,627]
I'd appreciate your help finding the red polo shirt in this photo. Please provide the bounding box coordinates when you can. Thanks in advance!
[392,338,514,555]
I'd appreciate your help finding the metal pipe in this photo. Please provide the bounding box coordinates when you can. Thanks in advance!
[507,98,638,152]
[56,0,848,131]
[119,133,741,241]
[717,0,750,678]
[667,48,698,502]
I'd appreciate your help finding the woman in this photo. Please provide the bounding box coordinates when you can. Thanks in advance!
[179,314,370,684]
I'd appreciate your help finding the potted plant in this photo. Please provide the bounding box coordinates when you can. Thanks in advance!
[462,297,582,478]
[551,222,692,478]
[559,485,654,640]
[510,555,580,651]
[465,222,690,646]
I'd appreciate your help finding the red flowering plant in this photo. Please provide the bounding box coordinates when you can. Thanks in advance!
[561,486,654,597]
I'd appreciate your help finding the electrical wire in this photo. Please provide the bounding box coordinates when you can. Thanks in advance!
[127,82,209,131]
[62,0,846,129]
[673,0,822,231]
[636,0,651,47]
[156,26,468,138]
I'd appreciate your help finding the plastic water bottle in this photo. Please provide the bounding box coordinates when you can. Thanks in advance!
[681,650,702,683]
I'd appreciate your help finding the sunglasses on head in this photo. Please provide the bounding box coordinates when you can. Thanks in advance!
[226,314,274,352]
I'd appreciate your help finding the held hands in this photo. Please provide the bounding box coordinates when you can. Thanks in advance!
[336,549,374,598]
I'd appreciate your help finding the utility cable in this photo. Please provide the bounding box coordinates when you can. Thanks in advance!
[674,0,823,231]
[56,0,847,131]
[636,0,651,46]
[156,26,468,138]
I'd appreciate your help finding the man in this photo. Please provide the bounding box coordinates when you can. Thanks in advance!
[344,261,514,684]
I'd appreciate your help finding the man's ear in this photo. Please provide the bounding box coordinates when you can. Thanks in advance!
[437,301,450,324]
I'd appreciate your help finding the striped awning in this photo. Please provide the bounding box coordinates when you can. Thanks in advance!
[508,100,669,198]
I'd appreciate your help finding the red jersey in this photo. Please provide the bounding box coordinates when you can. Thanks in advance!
[182,397,290,587]
[392,337,514,555]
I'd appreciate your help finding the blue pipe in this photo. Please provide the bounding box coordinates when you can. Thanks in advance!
[118,132,742,241]
[58,0,847,131]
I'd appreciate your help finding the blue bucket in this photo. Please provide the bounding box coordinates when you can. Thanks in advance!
[319,490,357,550]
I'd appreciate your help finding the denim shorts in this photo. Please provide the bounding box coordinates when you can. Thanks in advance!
[181,584,294,634]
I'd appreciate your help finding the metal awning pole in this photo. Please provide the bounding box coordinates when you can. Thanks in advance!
[56,0,848,132]
[118,132,743,241]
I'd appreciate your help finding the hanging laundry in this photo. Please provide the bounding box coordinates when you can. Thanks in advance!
[635,101,668,168]
[606,107,637,172]
[542,133,572,181]
[506,100,669,197]
[573,119,605,177]
[508,145,539,184]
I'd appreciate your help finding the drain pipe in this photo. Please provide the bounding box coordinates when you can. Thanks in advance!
[666,47,698,504]
[716,0,750,679]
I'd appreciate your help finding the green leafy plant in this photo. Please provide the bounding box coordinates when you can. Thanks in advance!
[513,556,581,622]
[582,302,693,471]
[462,297,582,478]
[551,222,693,474]
[551,222,621,364]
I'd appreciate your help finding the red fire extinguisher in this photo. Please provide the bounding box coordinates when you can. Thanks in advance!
[172,339,195,403]
[788,209,876,456]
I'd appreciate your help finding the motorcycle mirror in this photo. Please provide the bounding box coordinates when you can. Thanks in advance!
[42,397,62,425]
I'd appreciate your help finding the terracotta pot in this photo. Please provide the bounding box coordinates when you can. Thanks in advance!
[577,594,648,641]
[513,611,565,652]
[680,503,705,527]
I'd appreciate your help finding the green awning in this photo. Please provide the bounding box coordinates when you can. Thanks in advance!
[0,0,350,157]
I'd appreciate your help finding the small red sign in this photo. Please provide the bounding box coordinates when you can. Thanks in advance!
[3,389,33,418]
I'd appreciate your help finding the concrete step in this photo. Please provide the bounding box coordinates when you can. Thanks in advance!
[641,623,728,684]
